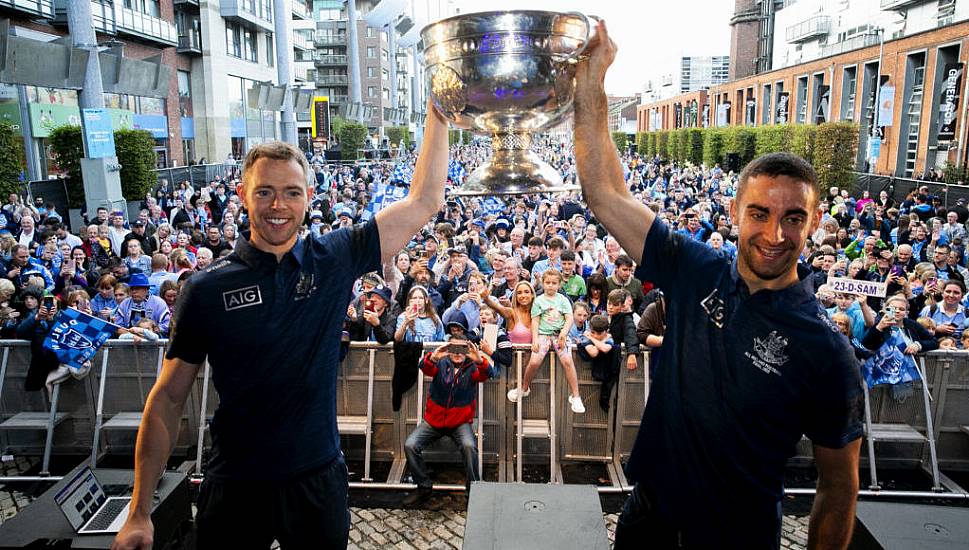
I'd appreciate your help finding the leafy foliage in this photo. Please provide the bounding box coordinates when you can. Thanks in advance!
[48,125,85,208]
[114,129,157,201]
[337,120,369,160]
[814,122,860,195]
[0,121,23,198]
[611,131,628,152]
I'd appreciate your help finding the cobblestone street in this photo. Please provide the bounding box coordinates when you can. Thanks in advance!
[0,457,810,549]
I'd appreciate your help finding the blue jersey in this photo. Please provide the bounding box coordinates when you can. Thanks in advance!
[627,219,863,547]
[167,221,382,481]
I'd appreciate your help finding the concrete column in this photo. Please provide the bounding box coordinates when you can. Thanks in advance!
[388,23,398,110]
[275,0,297,144]
[347,0,362,105]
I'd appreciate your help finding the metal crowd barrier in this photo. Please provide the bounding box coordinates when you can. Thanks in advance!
[0,339,966,498]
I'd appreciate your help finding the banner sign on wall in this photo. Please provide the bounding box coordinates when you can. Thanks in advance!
[776,92,790,124]
[716,102,730,127]
[938,63,964,141]
[877,85,895,127]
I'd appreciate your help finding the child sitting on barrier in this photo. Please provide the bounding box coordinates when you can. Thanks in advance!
[506,269,585,414]
[402,338,491,507]
[568,301,591,345]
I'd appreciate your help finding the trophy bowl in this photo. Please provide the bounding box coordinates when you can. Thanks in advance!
[421,10,594,196]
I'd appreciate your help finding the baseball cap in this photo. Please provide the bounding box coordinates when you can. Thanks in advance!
[365,285,393,305]
[470,219,486,229]
[130,219,145,227]
[310,210,324,220]
[448,245,468,256]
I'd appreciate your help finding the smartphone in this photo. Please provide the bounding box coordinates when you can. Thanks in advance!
[447,341,469,354]
[365,299,376,313]
[890,265,906,279]
[42,296,54,310]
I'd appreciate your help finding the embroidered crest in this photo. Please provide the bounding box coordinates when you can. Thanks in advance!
[745,330,789,376]
[294,271,317,300]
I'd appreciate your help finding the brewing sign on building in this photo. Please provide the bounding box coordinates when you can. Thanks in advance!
[776,92,790,124]
[311,96,330,139]
[938,63,964,141]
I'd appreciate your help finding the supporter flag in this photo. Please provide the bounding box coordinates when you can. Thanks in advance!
[482,197,506,216]
[43,308,120,371]
[448,159,466,183]
[861,330,920,388]
[361,183,409,221]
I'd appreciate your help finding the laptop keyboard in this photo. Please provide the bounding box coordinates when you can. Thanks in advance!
[83,499,129,531]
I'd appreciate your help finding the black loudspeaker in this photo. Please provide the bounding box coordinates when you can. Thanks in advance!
[849,501,969,549]
[725,153,741,173]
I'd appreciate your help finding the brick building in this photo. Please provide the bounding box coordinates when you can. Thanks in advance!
[638,20,969,179]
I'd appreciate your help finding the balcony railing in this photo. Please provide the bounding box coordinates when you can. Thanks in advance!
[116,6,178,46]
[316,74,349,86]
[173,0,198,7]
[221,0,274,32]
[880,0,926,9]
[329,94,348,104]
[292,31,313,50]
[786,15,831,43]
[0,0,54,18]
[314,33,346,47]
[316,54,348,65]
[819,32,880,57]
[291,0,310,20]
[293,61,314,82]
[177,31,202,55]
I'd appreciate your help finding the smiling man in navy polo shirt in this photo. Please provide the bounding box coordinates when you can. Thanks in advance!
[113,102,448,550]
[574,22,863,549]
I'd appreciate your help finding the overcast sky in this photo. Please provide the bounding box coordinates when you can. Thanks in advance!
[448,0,734,96]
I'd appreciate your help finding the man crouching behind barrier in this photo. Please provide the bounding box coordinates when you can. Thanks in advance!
[112,100,449,550]
[574,20,864,550]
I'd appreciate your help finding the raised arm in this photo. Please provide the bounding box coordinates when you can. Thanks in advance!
[375,98,448,263]
[573,21,653,265]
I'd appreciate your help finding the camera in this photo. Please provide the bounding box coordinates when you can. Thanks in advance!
[447,341,469,355]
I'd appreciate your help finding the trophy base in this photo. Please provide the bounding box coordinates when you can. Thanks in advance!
[451,149,579,196]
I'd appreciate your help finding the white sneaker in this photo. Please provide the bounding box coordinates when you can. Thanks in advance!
[569,394,586,414]
[507,387,530,403]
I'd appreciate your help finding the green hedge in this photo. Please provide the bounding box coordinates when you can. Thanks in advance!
[611,131,628,153]
[0,121,23,199]
[48,125,85,208]
[640,123,858,185]
[385,126,410,149]
[814,122,859,195]
[114,129,157,202]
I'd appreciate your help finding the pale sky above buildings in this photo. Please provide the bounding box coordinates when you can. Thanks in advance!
[449,0,734,96]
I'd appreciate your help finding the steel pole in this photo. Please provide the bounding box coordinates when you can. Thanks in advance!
[347,0,363,105]
[274,0,297,145]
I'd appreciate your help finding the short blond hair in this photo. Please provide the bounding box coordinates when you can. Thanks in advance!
[241,141,311,187]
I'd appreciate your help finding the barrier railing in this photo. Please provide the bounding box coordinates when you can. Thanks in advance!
[0,338,965,497]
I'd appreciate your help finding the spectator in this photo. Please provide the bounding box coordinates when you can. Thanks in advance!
[506,269,584,413]
[394,286,445,343]
[483,280,534,345]
[346,285,399,343]
[585,272,609,315]
[576,314,618,412]
[122,239,152,275]
[113,273,171,335]
[920,279,968,340]
[158,280,179,315]
[606,255,645,313]
[121,220,153,258]
[402,339,490,506]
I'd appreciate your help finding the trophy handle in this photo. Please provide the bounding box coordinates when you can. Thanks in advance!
[558,12,601,64]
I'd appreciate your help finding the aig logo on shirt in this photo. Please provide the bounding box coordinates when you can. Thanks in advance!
[223,285,263,311]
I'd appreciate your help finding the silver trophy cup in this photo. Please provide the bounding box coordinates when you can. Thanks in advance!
[421,10,594,196]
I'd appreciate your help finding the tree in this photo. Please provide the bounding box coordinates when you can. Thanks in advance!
[723,127,756,170]
[656,131,670,161]
[686,128,704,166]
[386,126,410,149]
[114,129,157,201]
[0,121,23,198]
[814,122,859,195]
[48,125,85,208]
[337,120,369,160]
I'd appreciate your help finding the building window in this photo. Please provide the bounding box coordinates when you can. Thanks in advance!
[367,27,375,38]
[368,86,377,98]
[367,46,376,58]
[267,33,274,66]
[367,67,376,78]
[177,70,192,117]
[124,0,160,17]
[243,28,258,62]
[226,24,242,58]
[938,0,956,26]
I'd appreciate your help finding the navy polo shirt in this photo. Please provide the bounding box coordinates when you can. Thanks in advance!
[167,220,381,482]
[628,219,863,547]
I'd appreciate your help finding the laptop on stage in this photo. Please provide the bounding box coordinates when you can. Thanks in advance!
[54,465,132,535]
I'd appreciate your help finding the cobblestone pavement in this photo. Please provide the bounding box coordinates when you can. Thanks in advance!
[341,508,809,550]
[0,456,810,549]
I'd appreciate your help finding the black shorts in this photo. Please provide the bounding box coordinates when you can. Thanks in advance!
[195,455,350,550]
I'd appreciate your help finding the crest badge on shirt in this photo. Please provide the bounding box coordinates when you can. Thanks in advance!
[745,330,789,376]
[701,289,726,329]
[294,271,317,301]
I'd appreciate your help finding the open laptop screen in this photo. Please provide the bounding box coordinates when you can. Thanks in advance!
[54,466,106,530]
